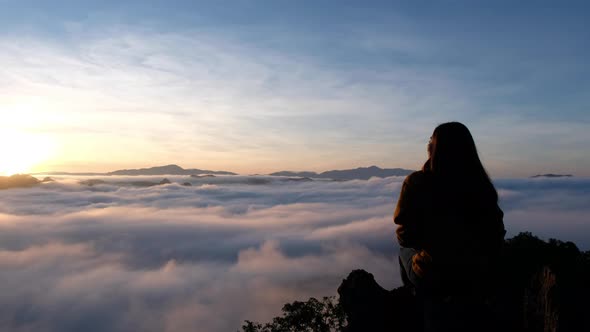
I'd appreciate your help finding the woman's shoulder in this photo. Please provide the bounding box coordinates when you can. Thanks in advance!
[403,170,432,187]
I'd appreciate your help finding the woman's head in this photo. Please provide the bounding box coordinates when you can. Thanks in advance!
[426,122,480,174]
[423,122,497,201]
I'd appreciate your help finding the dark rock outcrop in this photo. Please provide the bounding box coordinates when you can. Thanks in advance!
[338,270,420,332]
[338,233,590,332]
[338,268,561,332]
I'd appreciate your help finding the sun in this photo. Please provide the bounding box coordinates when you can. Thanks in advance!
[0,129,56,176]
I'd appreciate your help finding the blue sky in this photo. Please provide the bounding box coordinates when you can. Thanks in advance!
[0,1,588,176]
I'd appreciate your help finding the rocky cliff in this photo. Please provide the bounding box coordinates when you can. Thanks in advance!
[339,233,590,332]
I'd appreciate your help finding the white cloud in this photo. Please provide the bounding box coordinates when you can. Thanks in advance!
[0,176,588,331]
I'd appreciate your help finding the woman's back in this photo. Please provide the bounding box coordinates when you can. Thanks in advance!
[395,170,504,294]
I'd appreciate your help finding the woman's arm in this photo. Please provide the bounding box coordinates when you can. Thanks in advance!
[394,173,425,249]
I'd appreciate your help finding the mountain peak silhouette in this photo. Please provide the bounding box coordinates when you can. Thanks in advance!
[270,166,413,181]
[107,165,236,176]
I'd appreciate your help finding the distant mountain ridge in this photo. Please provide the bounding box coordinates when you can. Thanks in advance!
[270,166,414,180]
[37,165,413,180]
[531,173,573,178]
[39,164,237,176]
[107,164,236,176]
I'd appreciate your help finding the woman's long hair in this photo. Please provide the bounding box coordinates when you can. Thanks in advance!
[423,122,498,204]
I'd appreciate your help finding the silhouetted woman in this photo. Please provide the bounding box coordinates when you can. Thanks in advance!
[394,122,505,331]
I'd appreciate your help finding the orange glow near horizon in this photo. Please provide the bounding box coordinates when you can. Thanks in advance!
[0,129,56,176]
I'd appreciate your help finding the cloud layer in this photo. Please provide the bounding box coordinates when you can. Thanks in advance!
[0,175,588,331]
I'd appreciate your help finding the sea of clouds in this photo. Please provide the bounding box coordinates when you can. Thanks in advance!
[0,175,588,331]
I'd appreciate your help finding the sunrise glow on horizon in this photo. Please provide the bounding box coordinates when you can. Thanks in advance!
[1,2,589,177]
[0,128,56,175]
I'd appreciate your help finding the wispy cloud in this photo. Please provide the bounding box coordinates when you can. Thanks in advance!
[6,23,580,175]
[1,3,589,175]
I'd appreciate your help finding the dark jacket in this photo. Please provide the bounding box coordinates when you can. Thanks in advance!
[394,171,505,293]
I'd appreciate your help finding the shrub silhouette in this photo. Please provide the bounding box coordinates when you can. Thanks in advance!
[240,297,346,332]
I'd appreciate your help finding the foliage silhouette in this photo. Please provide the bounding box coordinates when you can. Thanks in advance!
[240,297,346,332]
